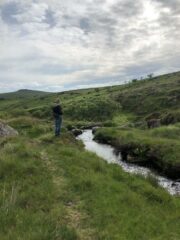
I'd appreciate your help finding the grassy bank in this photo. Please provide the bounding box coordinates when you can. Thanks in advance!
[94,126,180,179]
[0,118,180,239]
[0,71,180,239]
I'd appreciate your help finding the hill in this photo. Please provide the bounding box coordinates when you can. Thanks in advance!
[0,71,180,123]
[0,71,180,239]
[0,89,50,100]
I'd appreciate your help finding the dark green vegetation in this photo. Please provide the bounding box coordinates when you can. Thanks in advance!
[94,125,180,179]
[0,71,180,239]
[0,71,180,123]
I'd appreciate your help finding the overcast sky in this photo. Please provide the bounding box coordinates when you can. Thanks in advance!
[0,0,180,93]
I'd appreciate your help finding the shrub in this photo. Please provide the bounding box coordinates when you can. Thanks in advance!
[64,98,120,121]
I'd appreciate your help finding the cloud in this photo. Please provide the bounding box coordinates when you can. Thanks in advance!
[1,1,19,25]
[0,0,180,92]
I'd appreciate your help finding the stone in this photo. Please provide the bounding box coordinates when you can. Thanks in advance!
[71,129,83,137]
[147,119,161,129]
[0,121,18,137]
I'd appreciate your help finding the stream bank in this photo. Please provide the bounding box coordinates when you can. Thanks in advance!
[77,130,180,195]
[94,128,180,180]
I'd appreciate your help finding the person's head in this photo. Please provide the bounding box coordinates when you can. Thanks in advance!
[54,98,60,104]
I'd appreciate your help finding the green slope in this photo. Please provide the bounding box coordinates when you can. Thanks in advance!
[0,118,179,239]
[0,71,180,123]
[0,89,50,100]
[0,71,180,239]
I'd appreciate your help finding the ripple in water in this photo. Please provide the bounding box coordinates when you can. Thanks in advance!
[77,130,180,196]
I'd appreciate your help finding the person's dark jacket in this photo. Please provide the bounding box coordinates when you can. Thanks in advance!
[52,104,63,118]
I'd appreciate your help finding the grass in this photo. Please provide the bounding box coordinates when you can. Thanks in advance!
[112,112,136,126]
[94,126,180,179]
[0,128,85,239]
[0,71,180,125]
[112,72,180,116]
[150,125,180,140]
[0,119,180,239]
[0,71,180,239]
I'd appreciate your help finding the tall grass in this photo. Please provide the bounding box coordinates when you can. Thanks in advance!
[0,71,180,239]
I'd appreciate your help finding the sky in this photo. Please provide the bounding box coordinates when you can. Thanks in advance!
[0,0,180,93]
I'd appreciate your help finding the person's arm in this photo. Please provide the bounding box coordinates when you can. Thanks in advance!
[52,106,56,117]
[59,105,63,115]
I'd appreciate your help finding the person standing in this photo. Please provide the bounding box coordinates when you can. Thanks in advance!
[52,99,63,136]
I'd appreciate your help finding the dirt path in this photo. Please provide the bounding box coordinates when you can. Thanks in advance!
[40,149,95,239]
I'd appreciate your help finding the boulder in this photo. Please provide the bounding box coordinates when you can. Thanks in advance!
[0,121,18,137]
[147,119,161,129]
[71,129,83,137]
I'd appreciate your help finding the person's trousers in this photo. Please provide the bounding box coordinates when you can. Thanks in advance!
[54,116,62,136]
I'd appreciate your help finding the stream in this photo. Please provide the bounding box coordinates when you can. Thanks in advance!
[77,130,180,196]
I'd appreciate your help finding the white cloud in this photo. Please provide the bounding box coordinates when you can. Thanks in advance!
[0,0,180,92]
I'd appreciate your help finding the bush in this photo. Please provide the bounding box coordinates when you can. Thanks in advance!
[28,106,51,119]
[64,98,120,121]
[150,125,180,139]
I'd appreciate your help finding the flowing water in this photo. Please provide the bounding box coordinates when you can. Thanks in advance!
[77,130,180,196]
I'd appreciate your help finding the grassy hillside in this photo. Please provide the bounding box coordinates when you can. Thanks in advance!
[0,71,180,239]
[112,72,180,116]
[0,71,180,124]
[0,89,50,100]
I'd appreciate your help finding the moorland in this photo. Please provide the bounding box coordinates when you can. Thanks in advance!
[0,71,180,239]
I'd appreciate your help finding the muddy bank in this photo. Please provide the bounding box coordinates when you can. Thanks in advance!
[94,131,180,180]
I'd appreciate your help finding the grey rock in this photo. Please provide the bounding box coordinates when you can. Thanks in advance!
[0,121,18,137]
[147,119,161,129]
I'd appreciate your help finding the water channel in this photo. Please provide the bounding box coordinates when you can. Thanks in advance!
[77,130,180,196]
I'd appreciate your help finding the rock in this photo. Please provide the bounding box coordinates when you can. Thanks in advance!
[71,129,83,137]
[0,121,18,137]
[147,119,161,129]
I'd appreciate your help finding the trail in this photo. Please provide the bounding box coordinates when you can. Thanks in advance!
[40,145,95,240]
